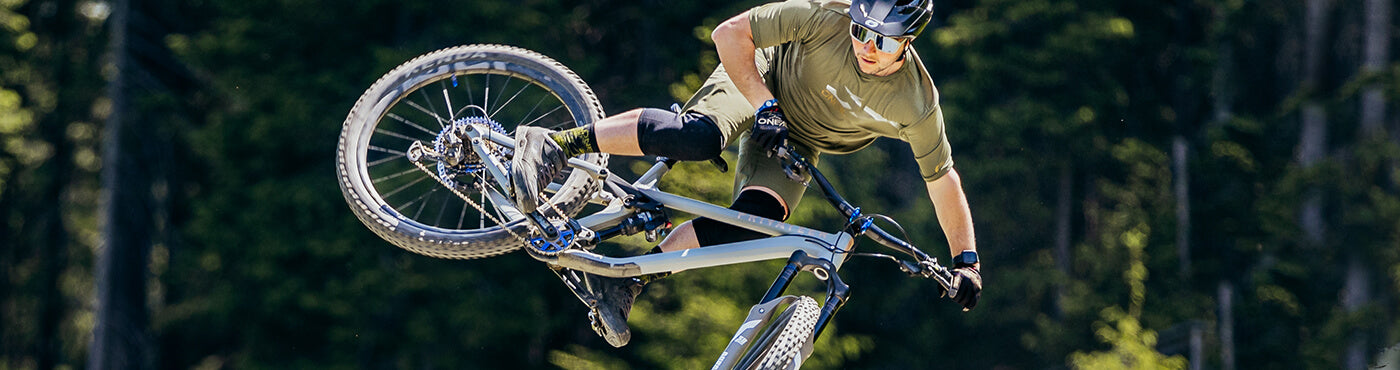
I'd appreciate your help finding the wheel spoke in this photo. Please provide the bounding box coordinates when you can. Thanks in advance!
[368,145,407,157]
[458,197,470,230]
[382,174,429,199]
[462,74,475,109]
[518,105,565,130]
[490,79,533,119]
[367,152,406,168]
[406,100,447,128]
[408,187,439,219]
[516,95,548,129]
[488,76,512,118]
[432,192,451,227]
[478,192,486,229]
[372,167,422,185]
[417,86,446,128]
[387,113,439,137]
[483,73,492,114]
[440,80,456,121]
[373,128,428,144]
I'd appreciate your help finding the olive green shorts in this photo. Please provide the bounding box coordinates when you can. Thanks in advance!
[731,135,820,214]
[676,47,820,211]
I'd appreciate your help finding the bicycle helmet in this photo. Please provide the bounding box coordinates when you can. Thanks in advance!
[848,0,935,38]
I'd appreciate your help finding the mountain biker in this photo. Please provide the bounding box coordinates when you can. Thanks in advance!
[512,0,982,348]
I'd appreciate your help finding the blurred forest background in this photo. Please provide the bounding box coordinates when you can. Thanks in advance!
[2,0,1399,368]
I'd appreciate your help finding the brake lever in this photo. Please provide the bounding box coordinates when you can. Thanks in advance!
[924,260,959,300]
[895,260,924,277]
[860,253,961,305]
[774,146,809,184]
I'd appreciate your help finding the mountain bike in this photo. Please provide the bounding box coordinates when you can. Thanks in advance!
[336,44,961,369]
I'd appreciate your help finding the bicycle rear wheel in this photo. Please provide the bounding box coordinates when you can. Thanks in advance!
[337,44,606,259]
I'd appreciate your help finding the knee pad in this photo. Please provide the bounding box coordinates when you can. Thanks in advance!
[692,189,788,247]
[636,108,723,160]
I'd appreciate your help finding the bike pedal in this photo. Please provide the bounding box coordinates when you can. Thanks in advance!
[587,309,609,335]
[587,310,602,327]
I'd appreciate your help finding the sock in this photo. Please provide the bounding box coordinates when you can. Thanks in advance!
[635,246,672,284]
[548,126,598,158]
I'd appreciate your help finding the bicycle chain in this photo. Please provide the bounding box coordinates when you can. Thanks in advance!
[410,158,533,243]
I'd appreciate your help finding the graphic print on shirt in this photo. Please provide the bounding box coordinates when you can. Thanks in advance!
[823,84,903,131]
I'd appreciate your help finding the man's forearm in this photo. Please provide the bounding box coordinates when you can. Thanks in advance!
[926,169,978,267]
[712,10,774,110]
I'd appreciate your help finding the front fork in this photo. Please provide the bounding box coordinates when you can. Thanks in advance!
[712,251,851,370]
[759,251,852,340]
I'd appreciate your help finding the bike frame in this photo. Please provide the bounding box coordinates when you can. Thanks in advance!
[469,125,948,366]
[472,126,860,277]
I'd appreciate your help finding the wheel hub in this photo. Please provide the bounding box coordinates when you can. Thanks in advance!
[433,116,508,188]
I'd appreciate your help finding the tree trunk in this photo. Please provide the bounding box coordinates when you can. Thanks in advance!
[1218,281,1236,370]
[1189,323,1204,370]
[1341,255,1370,370]
[1358,0,1390,136]
[1297,0,1331,247]
[1173,136,1190,278]
[1211,43,1234,127]
[89,0,154,368]
[1208,10,1236,368]
[1343,0,1389,367]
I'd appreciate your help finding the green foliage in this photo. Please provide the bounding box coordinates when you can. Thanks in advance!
[1069,307,1188,370]
[3,0,1400,369]
[0,0,32,186]
[2,0,111,367]
[1068,141,1186,369]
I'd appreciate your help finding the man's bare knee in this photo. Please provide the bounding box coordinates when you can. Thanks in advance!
[658,220,700,252]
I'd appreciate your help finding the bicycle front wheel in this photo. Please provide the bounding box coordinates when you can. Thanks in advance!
[337,44,606,259]
[736,296,820,369]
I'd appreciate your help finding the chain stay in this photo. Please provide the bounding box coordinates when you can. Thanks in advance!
[408,143,531,243]
[407,140,589,255]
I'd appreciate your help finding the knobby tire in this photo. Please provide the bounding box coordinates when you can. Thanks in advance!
[338,44,606,259]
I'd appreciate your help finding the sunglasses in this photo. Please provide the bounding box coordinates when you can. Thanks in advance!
[850,23,911,54]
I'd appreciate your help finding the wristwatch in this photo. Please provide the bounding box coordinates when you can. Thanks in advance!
[951,250,979,268]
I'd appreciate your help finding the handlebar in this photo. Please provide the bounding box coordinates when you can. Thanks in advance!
[869,223,958,298]
[773,145,959,298]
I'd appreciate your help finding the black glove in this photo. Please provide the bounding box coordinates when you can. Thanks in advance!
[752,99,789,157]
[951,266,981,310]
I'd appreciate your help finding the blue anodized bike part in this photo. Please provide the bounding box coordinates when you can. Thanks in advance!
[846,207,875,234]
[530,223,577,254]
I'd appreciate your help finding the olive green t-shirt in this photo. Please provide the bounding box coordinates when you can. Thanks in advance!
[748,0,953,181]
